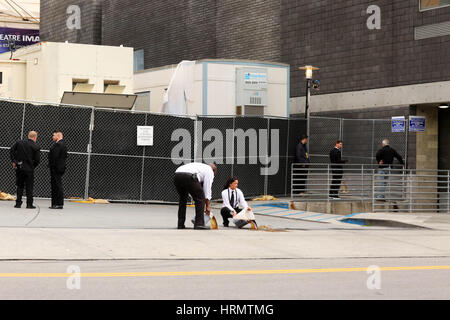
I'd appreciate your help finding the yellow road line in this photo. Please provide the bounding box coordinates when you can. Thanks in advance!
[0,266,449,278]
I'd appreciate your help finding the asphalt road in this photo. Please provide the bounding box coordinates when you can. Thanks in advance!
[0,200,449,300]
[0,257,449,300]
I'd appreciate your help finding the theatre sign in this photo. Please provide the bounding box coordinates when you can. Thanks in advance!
[0,27,40,54]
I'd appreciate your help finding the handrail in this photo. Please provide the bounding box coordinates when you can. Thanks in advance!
[291,163,450,213]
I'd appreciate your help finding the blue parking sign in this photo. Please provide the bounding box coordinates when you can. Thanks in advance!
[392,117,405,133]
[409,116,426,132]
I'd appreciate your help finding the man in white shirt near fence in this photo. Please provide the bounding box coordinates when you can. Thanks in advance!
[174,162,217,230]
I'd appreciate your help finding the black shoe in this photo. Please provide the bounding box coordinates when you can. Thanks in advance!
[49,206,63,209]
[177,225,186,229]
[14,204,21,209]
[223,222,229,228]
[26,205,36,209]
[194,225,209,230]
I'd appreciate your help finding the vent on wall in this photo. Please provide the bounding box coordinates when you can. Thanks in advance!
[415,21,450,40]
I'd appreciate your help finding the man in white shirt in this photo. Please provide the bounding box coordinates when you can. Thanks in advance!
[221,177,252,228]
[174,162,217,230]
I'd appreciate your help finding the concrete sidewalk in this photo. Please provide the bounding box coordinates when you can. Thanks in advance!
[244,199,450,230]
[1,199,450,261]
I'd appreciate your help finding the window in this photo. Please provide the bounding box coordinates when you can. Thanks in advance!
[104,80,124,93]
[420,0,450,10]
[72,79,94,92]
[134,91,151,112]
[0,72,2,84]
[134,49,144,72]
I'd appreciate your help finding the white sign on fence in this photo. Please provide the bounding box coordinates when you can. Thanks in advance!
[137,126,154,146]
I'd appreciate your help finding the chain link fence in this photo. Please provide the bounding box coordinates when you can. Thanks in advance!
[310,116,408,165]
[0,99,408,203]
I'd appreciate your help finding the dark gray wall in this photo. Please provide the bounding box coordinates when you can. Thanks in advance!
[282,0,450,97]
[41,0,450,95]
[101,0,217,68]
[215,0,281,62]
[40,0,103,44]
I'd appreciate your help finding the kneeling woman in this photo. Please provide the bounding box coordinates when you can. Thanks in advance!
[221,177,253,228]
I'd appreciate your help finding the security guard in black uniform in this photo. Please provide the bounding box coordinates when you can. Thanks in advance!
[49,131,68,209]
[10,131,41,209]
[329,140,348,199]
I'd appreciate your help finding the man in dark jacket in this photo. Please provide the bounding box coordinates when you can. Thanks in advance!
[10,131,41,209]
[49,131,68,209]
[376,139,405,169]
[295,134,310,195]
[329,140,348,199]
[375,139,405,199]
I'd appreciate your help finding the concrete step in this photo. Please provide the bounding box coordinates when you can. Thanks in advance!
[290,200,372,215]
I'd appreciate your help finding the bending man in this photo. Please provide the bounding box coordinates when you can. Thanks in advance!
[174,162,217,230]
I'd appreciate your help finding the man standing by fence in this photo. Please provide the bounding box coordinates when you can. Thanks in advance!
[329,140,348,199]
[376,139,405,200]
[10,131,41,209]
[49,131,68,210]
[174,163,217,230]
[296,134,310,196]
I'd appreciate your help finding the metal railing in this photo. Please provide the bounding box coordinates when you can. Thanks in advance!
[291,164,450,213]
[373,169,450,213]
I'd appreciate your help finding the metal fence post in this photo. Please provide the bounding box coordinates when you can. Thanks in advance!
[264,118,270,196]
[361,165,364,201]
[231,116,236,177]
[139,113,147,201]
[84,107,95,200]
[409,170,413,213]
[372,169,375,212]
[291,163,294,199]
[327,164,330,203]
[284,118,291,196]
[447,171,450,214]
[20,102,26,140]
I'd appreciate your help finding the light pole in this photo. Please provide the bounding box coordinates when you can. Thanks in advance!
[299,66,319,145]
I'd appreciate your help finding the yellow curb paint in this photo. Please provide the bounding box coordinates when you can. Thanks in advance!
[0,266,449,278]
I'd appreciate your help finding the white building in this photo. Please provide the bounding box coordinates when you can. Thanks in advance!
[0,41,134,108]
[134,59,290,117]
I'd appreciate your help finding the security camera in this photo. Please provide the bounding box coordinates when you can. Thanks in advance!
[312,79,320,90]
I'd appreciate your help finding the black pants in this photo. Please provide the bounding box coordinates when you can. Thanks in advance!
[50,168,64,207]
[15,170,34,207]
[174,173,205,228]
[221,207,239,226]
[330,169,343,197]
[296,167,308,193]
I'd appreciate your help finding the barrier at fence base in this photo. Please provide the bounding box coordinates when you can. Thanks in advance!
[69,197,110,204]
[0,191,15,201]
[252,195,277,201]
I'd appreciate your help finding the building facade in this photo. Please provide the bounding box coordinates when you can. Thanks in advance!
[0,42,134,104]
[39,0,450,170]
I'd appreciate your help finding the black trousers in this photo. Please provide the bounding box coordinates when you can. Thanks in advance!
[330,169,343,197]
[50,168,64,207]
[221,207,239,226]
[296,167,308,193]
[174,173,205,228]
[15,170,34,207]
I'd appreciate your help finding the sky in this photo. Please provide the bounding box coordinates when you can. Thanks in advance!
[0,0,40,21]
